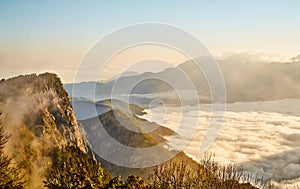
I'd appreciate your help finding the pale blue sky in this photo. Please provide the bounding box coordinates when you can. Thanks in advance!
[1,0,300,82]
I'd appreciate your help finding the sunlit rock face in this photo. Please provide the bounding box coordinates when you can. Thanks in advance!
[0,73,86,188]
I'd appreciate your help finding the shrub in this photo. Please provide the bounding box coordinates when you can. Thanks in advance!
[44,145,112,189]
[149,154,260,189]
[0,122,26,189]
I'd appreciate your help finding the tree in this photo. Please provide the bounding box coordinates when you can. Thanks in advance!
[103,176,123,189]
[148,155,260,189]
[123,175,147,189]
[104,175,147,189]
[0,120,25,189]
[44,145,112,189]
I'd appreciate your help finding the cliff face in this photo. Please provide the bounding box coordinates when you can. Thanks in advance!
[0,73,86,188]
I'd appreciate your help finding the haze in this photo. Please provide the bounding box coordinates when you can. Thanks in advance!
[1,0,300,82]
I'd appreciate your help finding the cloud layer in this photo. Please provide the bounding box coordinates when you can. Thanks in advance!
[141,99,300,187]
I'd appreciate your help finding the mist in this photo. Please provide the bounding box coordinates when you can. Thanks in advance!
[140,99,300,187]
[65,52,300,105]
[0,73,84,188]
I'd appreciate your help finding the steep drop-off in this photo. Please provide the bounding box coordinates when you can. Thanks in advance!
[0,73,86,188]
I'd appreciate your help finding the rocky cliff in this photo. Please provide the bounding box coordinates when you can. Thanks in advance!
[0,73,86,188]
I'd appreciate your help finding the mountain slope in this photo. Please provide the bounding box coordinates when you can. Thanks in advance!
[79,108,198,179]
[0,73,86,188]
[80,109,174,148]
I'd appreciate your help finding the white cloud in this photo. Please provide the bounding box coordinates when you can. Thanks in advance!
[141,99,300,187]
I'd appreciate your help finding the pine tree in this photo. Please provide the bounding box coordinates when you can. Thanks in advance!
[44,145,112,189]
[0,119,25,189]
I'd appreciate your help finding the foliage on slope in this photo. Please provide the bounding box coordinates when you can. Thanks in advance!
[0,122,26,189]
[43,144,261,189]
[44,145,111,189]
[0,73,87,188]
[149,156,260,189]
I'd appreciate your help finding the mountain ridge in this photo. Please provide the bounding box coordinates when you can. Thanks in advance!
[0,73,87,188]
[71,97,146,120]
[79,109,197,179]
[65,55,300,104]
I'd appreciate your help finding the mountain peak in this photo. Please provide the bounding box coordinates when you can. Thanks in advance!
[0,73,86,188]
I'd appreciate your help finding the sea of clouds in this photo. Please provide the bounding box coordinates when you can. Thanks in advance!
[141,99,300,188]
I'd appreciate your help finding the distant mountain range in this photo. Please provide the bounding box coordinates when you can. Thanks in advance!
[65,55,300,105]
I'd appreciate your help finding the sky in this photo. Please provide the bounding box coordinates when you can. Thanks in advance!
[1,0,300,83]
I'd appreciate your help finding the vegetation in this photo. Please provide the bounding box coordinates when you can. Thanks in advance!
[0,122,26,189]
[44,145,112,189]
[104,175,147,189]
[44,145,262,189]
[44,145,150,189]
[1,125,294,189]
[148,155,261,189]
